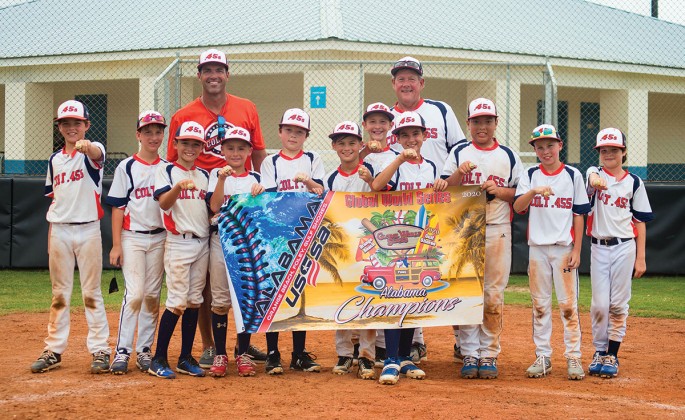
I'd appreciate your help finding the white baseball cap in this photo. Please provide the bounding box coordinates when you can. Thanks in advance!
[279,108,311,131]
[223,126,252,146]
[175,121,206,142]
[595,127,626,149]
[55,100,89,122]
[198,49,228,70]
[391,111,426,135]
[529,124,562,144]
[391,56,423,76]
[329,121,362,141]
[468,98,498,119]
[362,102,394,121]
[137,110,167,130]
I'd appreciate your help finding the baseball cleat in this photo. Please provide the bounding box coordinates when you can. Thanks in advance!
[91,350,111,374]
[236,353,256,377]
[265,351,283,375]
[410,342,427,364]
[136,348,152,372]
[290,351,321,372]
[526,355,552,378]
[461,356,479,379]
[110,352,130,375]
[234,344,267,364]
[453,344,464,364]
[599,355,619,378]
[198,347,216,369]
[176,356,206,377]
[478,357,499,379]
[148,358,176,379]
[332,356,353,375]
[31,350,62,373]
[399,357,425,380]
[567,357,585,380]
[209,354,228,377]
[357,357,376,380]
[588,351,606,377]
[374,346,386,368]
[379,359,401,385]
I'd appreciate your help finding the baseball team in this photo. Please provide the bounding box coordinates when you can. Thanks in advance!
[31,50,653,384]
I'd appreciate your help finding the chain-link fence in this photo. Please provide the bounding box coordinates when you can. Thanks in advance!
[1,0,684,181]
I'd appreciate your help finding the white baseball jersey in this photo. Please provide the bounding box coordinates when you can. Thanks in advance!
[387,99,466,171]
[154,162,210,238]
[585,167,654,239]
[442,140,524,225]
[45,143,106,223]
[388,158,438,191]
[260,150,325,192]
[515,164,590,246]
[106,154,166,231]
[324,162,374,192]
[363,147,399,174]
[207,170,261,205]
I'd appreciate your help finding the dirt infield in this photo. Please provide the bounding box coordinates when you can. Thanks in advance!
[2,306,684,419]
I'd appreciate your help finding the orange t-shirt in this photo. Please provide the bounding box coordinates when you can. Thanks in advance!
[166,94,266,171]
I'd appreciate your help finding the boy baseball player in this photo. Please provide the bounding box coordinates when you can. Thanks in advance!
[324,121,376,380]
[360,102,396,366]
[148,121,211,379]
[513,124,591,380]
[442,98,524,379]
[371,111,448,385]
[107,110,168,374]
[206,126,265,378]
[259,108,324,374]
[31,100,111,374]
[585,128,653,379]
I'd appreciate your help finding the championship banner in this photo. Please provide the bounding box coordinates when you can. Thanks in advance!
[218,186,486,334]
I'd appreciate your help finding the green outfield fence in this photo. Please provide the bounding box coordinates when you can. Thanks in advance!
[1,0,684,181]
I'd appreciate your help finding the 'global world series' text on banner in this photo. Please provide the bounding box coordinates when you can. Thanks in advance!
[218,186,486,333]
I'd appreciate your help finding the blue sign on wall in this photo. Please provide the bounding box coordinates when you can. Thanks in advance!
[310,86,327,109]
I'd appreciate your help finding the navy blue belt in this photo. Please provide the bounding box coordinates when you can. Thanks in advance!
[131,228,165,235]
[591,237,633,246]
[66,221,96,225]
[179,233,200,239]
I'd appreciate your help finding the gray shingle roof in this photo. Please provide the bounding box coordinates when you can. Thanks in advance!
[1,0,684,69]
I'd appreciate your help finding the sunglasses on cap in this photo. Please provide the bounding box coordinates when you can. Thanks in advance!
[140,113,165,123]
[392,60,423,75]
[532,127,556,138]
[217,115,226,141]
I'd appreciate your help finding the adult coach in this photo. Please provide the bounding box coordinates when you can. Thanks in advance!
[165,49,268,367]
[386,56,467,363]
[387,56,466,172]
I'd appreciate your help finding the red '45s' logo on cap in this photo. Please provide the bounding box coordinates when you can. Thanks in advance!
[230,128,247,136]
[399,116,415,125]
[601,134,617,140]
[371,104,386,111]
[474,103,491,110]
[205,53,222,59]
[337,123,355,131]
[62,105,79,113]
[185,126,202,133]
[288,114,306,123]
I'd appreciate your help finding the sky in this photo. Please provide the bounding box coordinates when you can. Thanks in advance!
[587,0,685,25]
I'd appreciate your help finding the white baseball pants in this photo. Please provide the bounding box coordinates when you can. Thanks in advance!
[460,224,511,358]
[163,234,209,313]
[528,244,582,359]
[590,239,635,350]
[45,222,110,354]
[336,329,376,359]
[209,232,232,315]
[115,230,165,355]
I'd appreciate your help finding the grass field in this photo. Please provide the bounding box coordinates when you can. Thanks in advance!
[1,270,683,319]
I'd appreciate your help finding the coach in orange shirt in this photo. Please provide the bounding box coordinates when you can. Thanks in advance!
[166,49,268,368]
